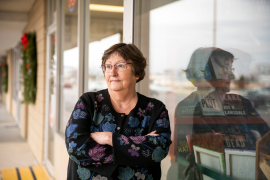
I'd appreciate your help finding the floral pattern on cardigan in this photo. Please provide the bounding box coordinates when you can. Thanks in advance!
[65,89,171,180]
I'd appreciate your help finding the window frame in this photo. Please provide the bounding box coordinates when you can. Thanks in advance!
[46,0,137,137]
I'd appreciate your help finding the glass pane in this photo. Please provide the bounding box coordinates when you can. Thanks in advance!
[48,33,56,165]
[88,0,123,92]
[12,49,17,100]
[60,0,78,134]
[48,0,57,26]
[134,0,270,180]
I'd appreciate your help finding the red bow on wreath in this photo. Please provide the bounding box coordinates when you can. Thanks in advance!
[26,64,30,69]
[21,33,28,50]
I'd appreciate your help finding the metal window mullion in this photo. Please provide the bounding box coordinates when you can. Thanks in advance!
[44,0,57,164]
[12,49,14,100]
[44,0,57,176]
[12,49,14,102]
[44,30,51,169]
[56,0,64,135]
[135,0,150,96]
[123,0,134,44]
[84,0,90,93]
[123,0,137,91]
[78,0,89,96]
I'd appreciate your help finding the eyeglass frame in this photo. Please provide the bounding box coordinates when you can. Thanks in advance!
[213,57,235,74]
[101,62,132,72]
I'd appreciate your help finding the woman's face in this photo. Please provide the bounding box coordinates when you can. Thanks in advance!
[104,53,139,92]
[213,58,235,93]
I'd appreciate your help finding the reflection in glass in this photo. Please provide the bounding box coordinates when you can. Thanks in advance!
[60,0,79,134]
[176,47,270,180]
[134,0,270,179]
[48,33,56,165]
[88,0,123,92]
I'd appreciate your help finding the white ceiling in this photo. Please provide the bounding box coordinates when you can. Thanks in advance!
[0,0,35,57]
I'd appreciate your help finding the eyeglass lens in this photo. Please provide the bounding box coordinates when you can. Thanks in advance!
[104,62,127,72]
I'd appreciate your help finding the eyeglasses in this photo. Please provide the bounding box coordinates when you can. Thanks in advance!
[101,62,132,72]
[214,58,235,74]
[223,65,235,74]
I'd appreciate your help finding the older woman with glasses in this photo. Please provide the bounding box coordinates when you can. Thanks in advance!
[65,43,172,180]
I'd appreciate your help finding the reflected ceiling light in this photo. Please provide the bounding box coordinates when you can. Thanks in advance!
[89,4,124,13]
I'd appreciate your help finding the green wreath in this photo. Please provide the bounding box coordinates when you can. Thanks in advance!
[21,32,37,104]
[1,62,8,93]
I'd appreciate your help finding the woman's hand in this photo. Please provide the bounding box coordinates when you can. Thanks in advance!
[90,132,113,146]
[146,130,159,136]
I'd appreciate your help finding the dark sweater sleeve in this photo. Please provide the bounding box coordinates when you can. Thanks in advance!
[65,97,114,167]
[112,103,172,166]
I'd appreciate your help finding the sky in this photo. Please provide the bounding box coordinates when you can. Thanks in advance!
[63,33,120,75]
[149,0,270,77]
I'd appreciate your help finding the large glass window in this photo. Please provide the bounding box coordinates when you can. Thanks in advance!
[88,1,123,92]
[48,33,56,165]
[134,0,270,179]
[59,0,124,134]
[12,43,22,124]
[59,0,79,134]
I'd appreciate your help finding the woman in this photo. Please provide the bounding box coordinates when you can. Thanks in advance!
[65,43,172,180]
[174,47,270,179]
[175,47,269,156]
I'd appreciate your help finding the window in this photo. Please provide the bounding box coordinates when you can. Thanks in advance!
[59,0,79,134]
[58,0,124,134]
[88,1,123,92]
[48,0,57,27]
[47,33,56,165]
[134,0,270,179]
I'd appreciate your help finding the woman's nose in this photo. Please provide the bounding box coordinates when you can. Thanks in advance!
[110,66,117,76]
[229,72,235,80]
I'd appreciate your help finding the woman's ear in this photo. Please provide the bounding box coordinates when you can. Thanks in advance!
[136,76,140,80]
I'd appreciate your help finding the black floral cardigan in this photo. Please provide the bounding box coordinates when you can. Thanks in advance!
[65,89,172,180]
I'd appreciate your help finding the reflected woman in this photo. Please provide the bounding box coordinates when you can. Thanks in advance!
[174,47,269,179]
[174,48,215,158]
[189,48,268,139]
